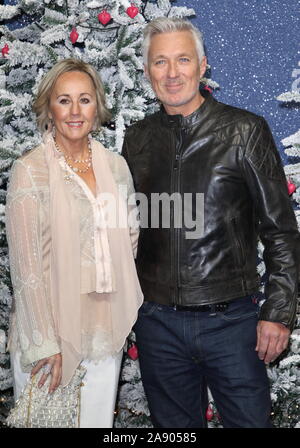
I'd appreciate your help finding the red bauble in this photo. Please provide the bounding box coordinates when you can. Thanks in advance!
[287,180,296,195]
[126,5,139,19]
[127,342,138,360]
[205,405,214,421]
[70,28,79,44]
[1,43,9,57]
[203,85,213,93]
[98,10,111,25]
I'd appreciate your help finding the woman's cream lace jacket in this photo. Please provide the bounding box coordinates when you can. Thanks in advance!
[6,142,139,370]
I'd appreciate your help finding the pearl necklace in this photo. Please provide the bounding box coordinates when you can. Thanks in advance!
[54,139,92,174]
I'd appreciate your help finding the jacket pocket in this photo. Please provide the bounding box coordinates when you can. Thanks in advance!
[138,301,158,317]
[227,217,246,267]
[219,304,258,321]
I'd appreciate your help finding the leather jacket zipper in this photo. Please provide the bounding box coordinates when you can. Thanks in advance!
[171,128,186,305]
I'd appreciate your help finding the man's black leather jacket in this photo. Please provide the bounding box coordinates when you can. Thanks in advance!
[122,92,299,329]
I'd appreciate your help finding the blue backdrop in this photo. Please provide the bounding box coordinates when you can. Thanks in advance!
[177,0,299,155]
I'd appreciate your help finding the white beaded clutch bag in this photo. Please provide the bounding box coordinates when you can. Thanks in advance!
[6,365,87,428]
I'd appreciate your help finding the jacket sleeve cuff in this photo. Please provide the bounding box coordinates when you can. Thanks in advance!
[20,339,61,368]
[258,301,297,331]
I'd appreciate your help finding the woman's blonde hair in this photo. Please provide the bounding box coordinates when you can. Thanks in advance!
[33,58,111,133]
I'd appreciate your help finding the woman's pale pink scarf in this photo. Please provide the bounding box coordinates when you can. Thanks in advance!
[44,132,143,385]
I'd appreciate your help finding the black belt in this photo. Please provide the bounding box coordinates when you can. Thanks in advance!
[172,302,229,312]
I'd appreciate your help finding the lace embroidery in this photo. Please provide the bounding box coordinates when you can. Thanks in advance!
[81,328,116,362]
[32,330,43,346]
[47,326,56,341]
[19,333,29,351]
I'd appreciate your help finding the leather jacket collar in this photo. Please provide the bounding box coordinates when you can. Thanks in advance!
[160,90,216,128]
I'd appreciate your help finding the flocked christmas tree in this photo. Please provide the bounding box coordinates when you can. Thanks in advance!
[0,0,298,428]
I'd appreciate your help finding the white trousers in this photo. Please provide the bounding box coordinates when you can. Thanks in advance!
[11,350,123,428]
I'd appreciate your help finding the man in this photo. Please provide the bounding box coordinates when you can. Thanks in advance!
[122,17,299,428]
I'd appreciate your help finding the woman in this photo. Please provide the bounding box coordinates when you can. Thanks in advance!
[6,58,143,428]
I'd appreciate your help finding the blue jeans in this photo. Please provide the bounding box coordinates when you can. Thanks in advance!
[134,295,272,428]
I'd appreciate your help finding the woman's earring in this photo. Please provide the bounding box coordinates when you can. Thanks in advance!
[49,119,56,137]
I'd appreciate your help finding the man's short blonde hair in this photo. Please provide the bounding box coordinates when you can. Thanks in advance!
[142,17,205,66]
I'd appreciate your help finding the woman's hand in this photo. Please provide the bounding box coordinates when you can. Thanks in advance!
[30,353,62,393]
